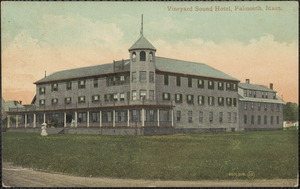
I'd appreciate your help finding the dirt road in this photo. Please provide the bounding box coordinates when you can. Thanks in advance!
[2,162,298,187]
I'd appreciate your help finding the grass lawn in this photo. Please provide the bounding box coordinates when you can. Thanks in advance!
[2,129,298,180]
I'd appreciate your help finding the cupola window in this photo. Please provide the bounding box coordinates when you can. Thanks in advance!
[140,51,146,61]
[149,52,154,62]
[132,52,136,62]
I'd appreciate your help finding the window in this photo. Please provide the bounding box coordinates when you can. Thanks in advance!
[219,112,223,123]
[52,98,58,105]
[164,74,169,85]
[78,96,86,103]
[104,94,110,102]
[92,112,98,122]
[264,115,267,124]
[218,82,224,90]
[149,52,154,62]
[149,72,154,83]
[188,77,192,88]
[132,52,136,62]
[176,76,181,86]
[249,90,252,97]
[233,98,237,107]
[51,83,58,92]
[140,71,146,82]
[132,72,136,82]
[233,112,237,123]
[78,112,87,123]
[39,99,45,105]
[232,83,237,91]
[149,90,154,100]
[39,87,46,95]
[120,93,125,101]
[258,102,261,111]
[244,115,247,124]
[92,95,100,102]
[116,111,125,122]
[176,111,181,122]
[271,104,274,112]
[175,94,183,103]
[253,91,256,98]
[209,112,213,122]
[149,110,154,121]
[199,111,203,123]
[277,116,279,124]
[113,93,118,101]
[276,104,280,112]
[66,81,72,90]
[251,102,254,110]
[132,90,137,100]
[244,102,247,110]
[226,83,231,91]
[198,95,204,105]
[188,111,192,123]
[187,94,194,104]
[198,79,204,88]
[251,115,254,124]
[227,112,231,123]
[226,98,232,106]
[218,97,224,106]
[140,90,146,100]
[264,103,267,111]
[94,78,98,88]
[265,92,268,98]
[208,80,214,89]
[140,51,146,61]
[273,93,276,99]
[262,92,264,98]
[163,93,170,100]
[65,97,72,104]
[120,75,125,84]
[78,80,85,89]
[208,96,215,106]
[258,115,261,125]
[271,116,273,125]
[244,90,247,97]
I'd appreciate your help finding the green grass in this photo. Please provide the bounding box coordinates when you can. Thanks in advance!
[2,130,298,180]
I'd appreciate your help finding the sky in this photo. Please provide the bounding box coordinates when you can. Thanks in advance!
[1,1,298,104]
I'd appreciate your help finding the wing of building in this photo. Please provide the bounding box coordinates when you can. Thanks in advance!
[6,18,284,135]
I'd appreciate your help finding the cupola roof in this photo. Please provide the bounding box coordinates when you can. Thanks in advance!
[129,35,156,51]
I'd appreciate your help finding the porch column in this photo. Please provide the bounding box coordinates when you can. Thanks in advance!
[25,114,27,128]
[142,108,145,127]
[171,109,174,127]
[87,111,90,128]
[127,109,130,127]
[113,110,115,127]
[64,113,66,127]
[157,109,160,127]
[16,115,18,128]
[33,113,36,128]
[7,115,10,128]
[75,112,77,127]
[99,111,102,127]
[43,113,46,123]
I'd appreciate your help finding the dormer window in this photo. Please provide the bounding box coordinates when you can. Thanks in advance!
[132,52,136,62]
[140,51,146,61]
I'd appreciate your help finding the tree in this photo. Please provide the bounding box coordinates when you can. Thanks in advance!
[283,102,299,122]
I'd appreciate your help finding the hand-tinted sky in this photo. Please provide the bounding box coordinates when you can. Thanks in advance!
[2,1,298,104]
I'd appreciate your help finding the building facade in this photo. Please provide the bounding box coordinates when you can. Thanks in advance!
[6,21,285,135]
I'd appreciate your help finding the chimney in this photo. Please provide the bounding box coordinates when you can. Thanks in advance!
[19,101,22,105]
[270,83,273,90]
[246,79,250,84]
[14,101,17,106]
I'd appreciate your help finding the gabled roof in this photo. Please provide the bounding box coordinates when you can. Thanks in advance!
[129,35,156,51]
[155,57,239,81]
[34,56,239,84]
[35,59,130,84]
[238,83,274,92]
[2,101,24,112]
